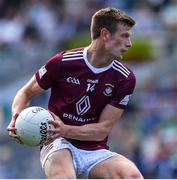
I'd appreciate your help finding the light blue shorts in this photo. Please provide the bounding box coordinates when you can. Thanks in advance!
[40,138,117,178]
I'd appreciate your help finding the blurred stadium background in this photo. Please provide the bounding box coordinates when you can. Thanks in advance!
[0,0,177,178]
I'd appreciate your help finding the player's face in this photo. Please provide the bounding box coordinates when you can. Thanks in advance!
[105,24,132,59]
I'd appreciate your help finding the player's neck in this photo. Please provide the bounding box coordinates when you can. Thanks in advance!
[87,41,113,68]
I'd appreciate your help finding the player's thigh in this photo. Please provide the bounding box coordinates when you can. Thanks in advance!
[89,154,143,179]
[44,148,76,179]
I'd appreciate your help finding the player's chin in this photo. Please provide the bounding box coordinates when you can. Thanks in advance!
[117,55,123,60]
[112,53,122,60]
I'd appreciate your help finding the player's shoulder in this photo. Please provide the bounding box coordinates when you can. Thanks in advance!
[112,60,135,80]
[61,47,84,62]
[64,47,84,53]
[47,48,84,64]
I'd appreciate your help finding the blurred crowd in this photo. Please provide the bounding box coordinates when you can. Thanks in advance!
[0,0,177,178]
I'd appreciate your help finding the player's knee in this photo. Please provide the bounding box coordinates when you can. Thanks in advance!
[120,165,144,179]
[49,174,75,179]
[45,165,76,179]
[126,169,144,179]
[46,170,76,179]
[111,162,143,179]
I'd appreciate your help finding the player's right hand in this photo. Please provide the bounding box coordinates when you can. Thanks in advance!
[7,113,22,144]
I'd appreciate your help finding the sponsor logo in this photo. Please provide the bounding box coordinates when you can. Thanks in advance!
[119,95,131,105]
[63,113,96,123]
[39,66,47,79]
[103,84,114,96]
[76,95,91,115]
[67,77,80,85]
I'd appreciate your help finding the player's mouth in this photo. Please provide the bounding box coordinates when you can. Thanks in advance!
[121,49,128,54]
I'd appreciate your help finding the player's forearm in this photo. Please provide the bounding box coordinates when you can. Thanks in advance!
[12,76,45,117]
[62,123,108,141]
[12,88,32,117]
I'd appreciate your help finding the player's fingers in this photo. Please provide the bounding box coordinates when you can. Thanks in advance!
[9,132,20,138]
[7,127,16,131]
[47,128,60,133]
[49,111,59,120]
[48,120,60,127]
[14,138,22,144]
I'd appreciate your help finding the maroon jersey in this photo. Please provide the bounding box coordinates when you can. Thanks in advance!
[35,47,136,150]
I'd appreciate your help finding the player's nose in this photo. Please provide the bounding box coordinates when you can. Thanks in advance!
[126,38,132,48]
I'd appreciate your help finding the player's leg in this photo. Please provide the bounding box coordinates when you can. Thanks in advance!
[44,149,76,179]
[88,154,143,179]
[40,138,76,179]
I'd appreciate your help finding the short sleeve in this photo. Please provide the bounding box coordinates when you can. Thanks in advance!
[109,72,136,109]
[35,53,63,90]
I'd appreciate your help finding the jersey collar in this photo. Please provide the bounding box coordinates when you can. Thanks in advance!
[83,47,113,74]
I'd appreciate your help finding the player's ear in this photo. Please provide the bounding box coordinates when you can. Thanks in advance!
[100,28,111,41]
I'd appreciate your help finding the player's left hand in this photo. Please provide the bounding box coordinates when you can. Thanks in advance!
[7,113,23,144]
[46,111,65,143]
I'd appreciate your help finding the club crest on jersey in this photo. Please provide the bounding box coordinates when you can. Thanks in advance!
[103,84,114,96]
[39,66,47,79]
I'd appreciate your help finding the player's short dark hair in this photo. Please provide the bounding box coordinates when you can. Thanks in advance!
[91,7,136,40]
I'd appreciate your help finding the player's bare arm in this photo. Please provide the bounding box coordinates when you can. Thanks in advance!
[7,75,45,139]
[48,104,124,141]
[12,75,44,116]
